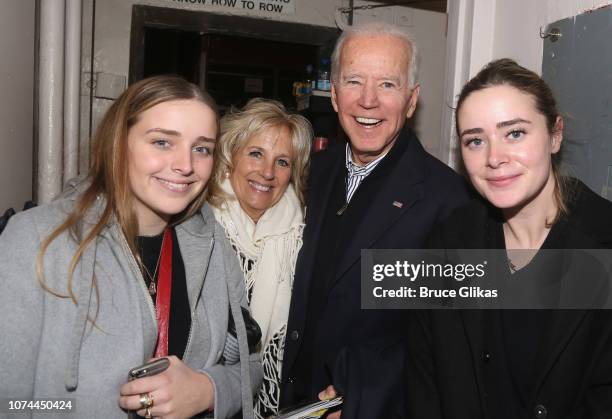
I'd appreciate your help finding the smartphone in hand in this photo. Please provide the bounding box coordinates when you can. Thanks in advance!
[128,357,170,381]
[126,358,170,418]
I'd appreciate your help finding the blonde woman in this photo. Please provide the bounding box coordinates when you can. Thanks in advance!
[0,76,262,418]
[208,98,312,418]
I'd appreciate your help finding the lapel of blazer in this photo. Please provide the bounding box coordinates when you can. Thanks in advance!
[175,211,219,360]
[282,147,344,377]
[531,221,593,399]
[531,309,588,400]
[287,147,344,325]
[460,310,488,415]
[306,149,345,266]
[330,129,425,287]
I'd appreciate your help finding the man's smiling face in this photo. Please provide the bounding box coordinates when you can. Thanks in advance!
[331,34,419,165]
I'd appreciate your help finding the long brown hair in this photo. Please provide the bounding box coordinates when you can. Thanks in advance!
[456,58,569,224]
[36,75,218,303]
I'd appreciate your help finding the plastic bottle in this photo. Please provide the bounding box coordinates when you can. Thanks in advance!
[305,64,315,91]
[316,59,331,91]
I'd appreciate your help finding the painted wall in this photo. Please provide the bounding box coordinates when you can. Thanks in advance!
[0,1,35,211]
[441,0,612,167]
[82,0,447,158]
[480,0,612,74]
[406,8,447,157]
[351,2,447,156]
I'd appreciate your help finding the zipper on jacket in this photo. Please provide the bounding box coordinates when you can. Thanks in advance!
[117,230,158,336]
[182,236,214,363]
[183,309,196,361]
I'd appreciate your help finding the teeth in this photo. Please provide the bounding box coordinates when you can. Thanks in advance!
[158,178,189,191]
[249,181,271,192]
[356,117,381,124]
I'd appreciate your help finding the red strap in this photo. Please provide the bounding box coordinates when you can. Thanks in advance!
[154,228,173,357]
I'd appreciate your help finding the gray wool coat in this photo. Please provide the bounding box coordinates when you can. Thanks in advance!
[0,186,262,418]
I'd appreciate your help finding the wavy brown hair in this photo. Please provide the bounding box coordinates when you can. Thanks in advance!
[36,75,218,304]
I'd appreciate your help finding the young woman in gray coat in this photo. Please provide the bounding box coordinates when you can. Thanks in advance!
[0,76,262,418]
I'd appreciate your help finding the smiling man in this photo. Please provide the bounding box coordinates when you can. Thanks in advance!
[332,29,418,166]
[280,22,471,417]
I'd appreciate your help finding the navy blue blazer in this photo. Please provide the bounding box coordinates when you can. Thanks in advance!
[280,126,471,417]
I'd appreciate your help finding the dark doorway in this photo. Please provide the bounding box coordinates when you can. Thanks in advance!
[142,27,201,83]
[142,27,319,112]
[133,9,334,96]
[130,5,340,139]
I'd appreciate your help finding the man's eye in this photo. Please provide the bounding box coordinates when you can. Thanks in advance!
[346,80,360,86]
[381,82,396,89]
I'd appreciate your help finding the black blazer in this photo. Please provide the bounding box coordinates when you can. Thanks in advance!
[407,180,612,419]
[281,127,471,417]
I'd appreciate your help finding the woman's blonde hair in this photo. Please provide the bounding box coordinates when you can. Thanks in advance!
[36,75,218,304]
[208,98,312,208]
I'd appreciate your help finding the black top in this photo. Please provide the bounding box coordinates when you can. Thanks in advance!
[483,218,564,419]
[480,195,565,418]
[449,179,612,417]
[408,179,612,419]
[136,227,191,358]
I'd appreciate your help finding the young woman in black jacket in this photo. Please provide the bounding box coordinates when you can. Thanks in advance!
[407,59,612,419]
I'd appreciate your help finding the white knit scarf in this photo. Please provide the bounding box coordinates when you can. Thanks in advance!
[212,178,304,417]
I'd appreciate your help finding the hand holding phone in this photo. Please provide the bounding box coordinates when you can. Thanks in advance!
[128,357,170,381]
[126,358,170,418]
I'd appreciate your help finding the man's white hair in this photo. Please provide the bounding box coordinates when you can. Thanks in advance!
[330,21,419,88]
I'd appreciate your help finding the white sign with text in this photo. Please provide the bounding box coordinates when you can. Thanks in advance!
[169,0,295,15]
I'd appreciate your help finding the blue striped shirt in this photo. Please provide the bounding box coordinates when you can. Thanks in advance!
[345,144,388,203]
